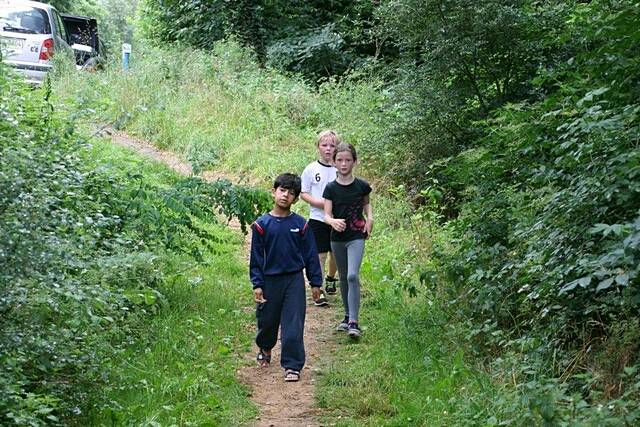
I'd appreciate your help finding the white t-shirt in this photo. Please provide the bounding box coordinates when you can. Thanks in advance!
[301,160,337,222]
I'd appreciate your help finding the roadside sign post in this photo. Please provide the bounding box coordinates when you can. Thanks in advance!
[122,43,131,71]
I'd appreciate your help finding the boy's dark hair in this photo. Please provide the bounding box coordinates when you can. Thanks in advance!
[274,173,302,197]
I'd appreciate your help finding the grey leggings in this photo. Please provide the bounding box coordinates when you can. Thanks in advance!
[330,239,365,322]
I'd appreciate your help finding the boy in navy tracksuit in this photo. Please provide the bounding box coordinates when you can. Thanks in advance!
[250,173,322,382]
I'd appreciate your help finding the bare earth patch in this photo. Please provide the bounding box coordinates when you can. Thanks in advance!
[104,128,336,426]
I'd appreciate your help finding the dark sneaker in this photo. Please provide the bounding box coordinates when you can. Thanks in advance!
[314,291,329,307]
[347,322,361,338]
[325,276,338,295]
[336,317,349,332]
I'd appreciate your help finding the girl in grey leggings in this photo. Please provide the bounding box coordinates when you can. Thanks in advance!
[322,142,373,338]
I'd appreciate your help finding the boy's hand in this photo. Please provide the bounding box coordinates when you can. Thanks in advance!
[311,287,321,301]
[253,288,267,304]
[330,218,346,232]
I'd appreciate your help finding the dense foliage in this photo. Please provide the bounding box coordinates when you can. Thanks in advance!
[369,0,570,197]
[426,0,640,407]
[0,71,269,424]
[358,1,640,422]
[138,0,384,80]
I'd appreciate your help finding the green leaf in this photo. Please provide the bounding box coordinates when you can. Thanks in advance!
[595,278,614,292]
[588,223,609,235]
[143,292,157,306]
[615,273,629,286]
[578,276,592,288]
[577,87,610,107]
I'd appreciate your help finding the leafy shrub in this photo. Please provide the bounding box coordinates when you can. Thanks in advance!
[0,67,270,424]
[266,23,352,81]
[138,0,378,81]
[419,2,640,418]
[363,0,571,200]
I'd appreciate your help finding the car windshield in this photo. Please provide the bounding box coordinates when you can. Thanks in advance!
[0,6,50,34]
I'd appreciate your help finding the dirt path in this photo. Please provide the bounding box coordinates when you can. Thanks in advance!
[104,128,335,427]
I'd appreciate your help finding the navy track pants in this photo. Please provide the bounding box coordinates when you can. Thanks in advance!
[256,271,306,371]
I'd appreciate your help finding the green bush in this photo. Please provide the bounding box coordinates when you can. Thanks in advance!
[138,0,379,80]
[417,2,640,421]
[0,68,270,424]
[361,0,572,199]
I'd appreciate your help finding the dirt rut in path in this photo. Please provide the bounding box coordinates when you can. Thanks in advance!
[105,128,335,427]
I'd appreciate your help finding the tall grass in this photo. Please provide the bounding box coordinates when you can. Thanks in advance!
[54,40,385,186]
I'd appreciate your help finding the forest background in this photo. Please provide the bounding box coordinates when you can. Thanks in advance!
[1,0,639,425]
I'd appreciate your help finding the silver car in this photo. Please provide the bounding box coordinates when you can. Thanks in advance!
[0,0,71,84]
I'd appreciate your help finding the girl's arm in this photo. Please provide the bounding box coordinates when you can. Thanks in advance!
[363,194,374,238]
[324,198,346,232]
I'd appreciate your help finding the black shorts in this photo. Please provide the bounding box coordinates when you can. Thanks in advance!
[308,219,332,253]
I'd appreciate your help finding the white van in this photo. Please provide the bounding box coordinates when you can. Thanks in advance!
[0,0,72,84]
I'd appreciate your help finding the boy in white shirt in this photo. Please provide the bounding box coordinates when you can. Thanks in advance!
[300,130,340,306]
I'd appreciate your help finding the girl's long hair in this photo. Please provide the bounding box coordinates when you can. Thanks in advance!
[333,142,357,161]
